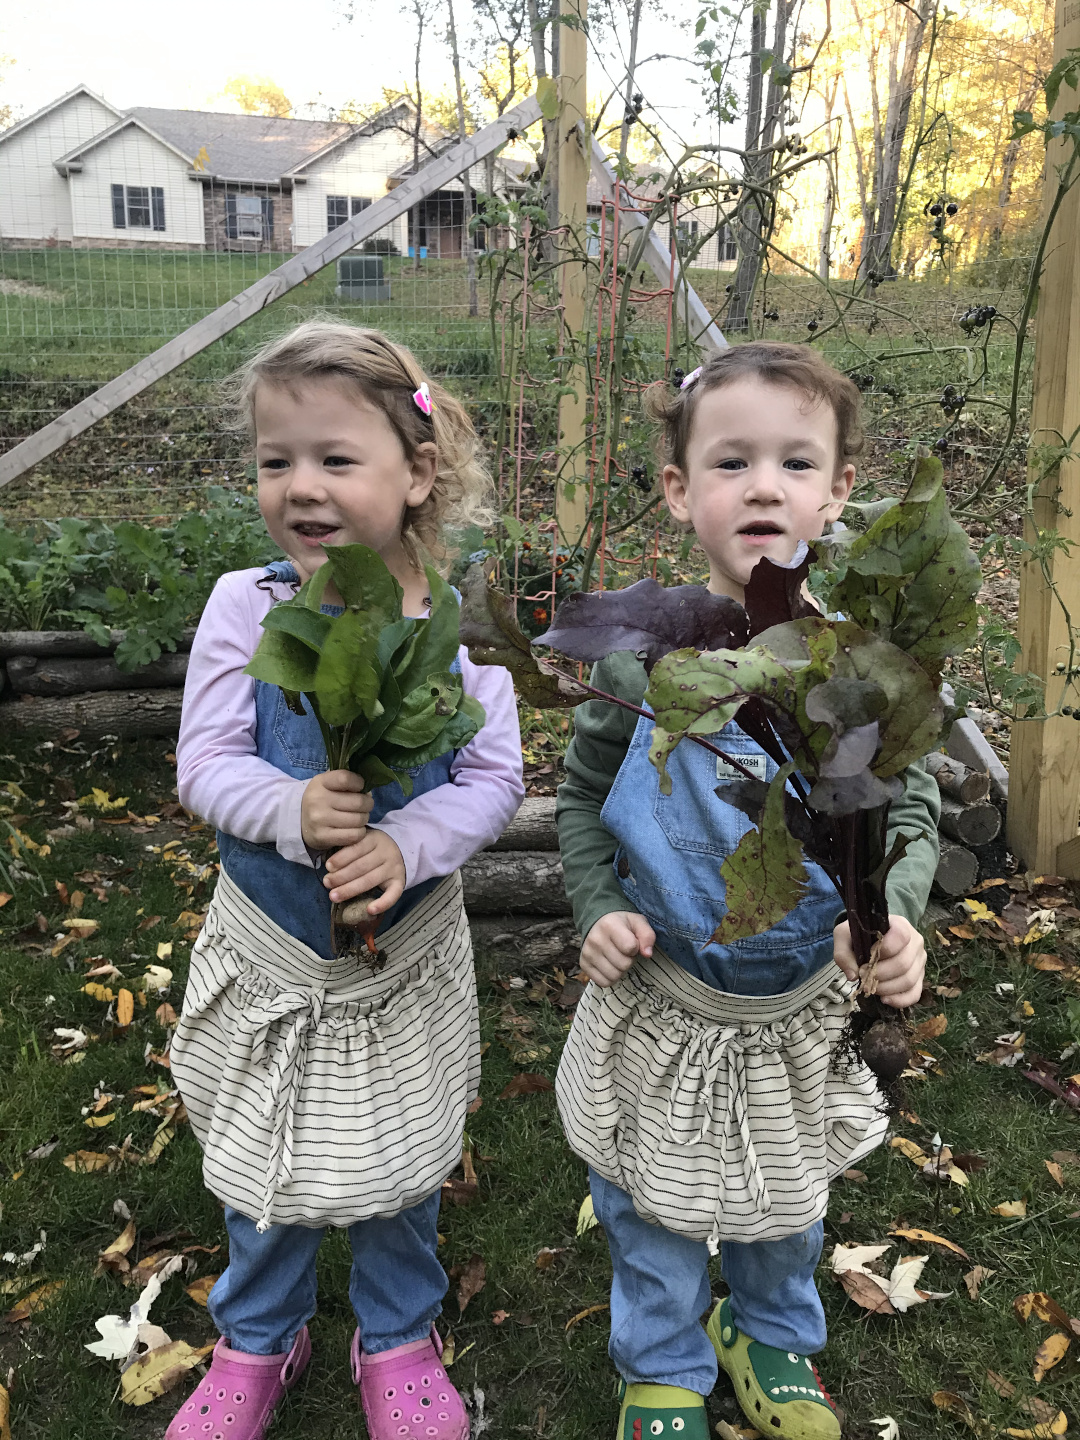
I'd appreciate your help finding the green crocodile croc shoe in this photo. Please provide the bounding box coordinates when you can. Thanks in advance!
[616,1383,711,1440]
[707,1297,841,1440]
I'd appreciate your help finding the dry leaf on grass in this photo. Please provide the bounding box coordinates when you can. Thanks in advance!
[97,1221,136,1276]
[535,1247,567,1270]
[931,1391,993,1435]
[1013,1291,1080,1334]
[870,1421,900,1440]
[451,1254,485,1314]
[830,1244,950,1315]
[4,1281,64,1324]
[576,1195,599,1236]
[499,1073,555,1098]
[116,989,134,1028]
[183,1275,218,1308]
[565,1303,608,1333]
[85,1258,184,1359]
[491,1309,510,1325]
[84,1113,115,1129]
[1045,1160,1065,1188]
[889,1227,969,1259]
[1032,1332,1071,1382]
[1004,1403,1069,1439]
[0,1377,9,1440]
[155,1003,177,1028]
[991,1200,1028,1218]
[120,1339,215,1406]
[963,1266,995,1300]
[911,1014,948,1042]
[985,1370,1016,1398]
[155,943,173,962]
[63,1149,112,1173]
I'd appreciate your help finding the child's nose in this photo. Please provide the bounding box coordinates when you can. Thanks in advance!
[285,459,330,499]
[743,464,785,501]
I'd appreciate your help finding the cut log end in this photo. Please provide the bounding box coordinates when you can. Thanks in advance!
[933,839,979,898]
[926,750,991,805]
[937,796,1002,848]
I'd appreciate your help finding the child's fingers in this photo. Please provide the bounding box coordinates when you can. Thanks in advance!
[625,914,656,957]
[366,876,405,915]
[321,769,368,794]
[581,952,630,987]
[325,834,378,873]
[878,915,915,958]
[832,921,859,981]
[326,860,393,904]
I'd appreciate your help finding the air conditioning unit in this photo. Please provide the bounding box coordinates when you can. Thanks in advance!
[336,255,391,302]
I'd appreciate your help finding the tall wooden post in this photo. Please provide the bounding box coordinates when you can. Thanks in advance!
[555,0,590,549]
[1008,0,1080,874]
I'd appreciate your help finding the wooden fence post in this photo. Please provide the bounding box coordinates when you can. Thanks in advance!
[1008,0,1080,875]
[555,0,590,550]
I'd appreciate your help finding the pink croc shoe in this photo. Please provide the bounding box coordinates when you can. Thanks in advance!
[165,1327,311,1440]
[352,1326,469,1440]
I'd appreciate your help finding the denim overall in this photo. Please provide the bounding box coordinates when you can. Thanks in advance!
[590,710,843,1389]
[206,559,458,1357]
[216,559,455,961]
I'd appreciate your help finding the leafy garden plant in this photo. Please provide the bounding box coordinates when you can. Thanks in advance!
[245,543,484,958]
[462,456,980,1084]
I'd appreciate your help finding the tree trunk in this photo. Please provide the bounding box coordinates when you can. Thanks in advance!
[817,81,839,281]
[0,628,195,659]
[859,1,930,280]
[486,797,559,850]
[618,0,644,163]
[726,0,791,331]
[411,3,427,274]
[447,0,479,317]
[461,850,571,914]
[0,688,184,738]
[5,652,189,697]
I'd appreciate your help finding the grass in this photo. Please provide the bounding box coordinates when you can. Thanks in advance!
[1,735,1079,1439]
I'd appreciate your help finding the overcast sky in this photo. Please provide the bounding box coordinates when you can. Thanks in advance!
[1,0,725,153]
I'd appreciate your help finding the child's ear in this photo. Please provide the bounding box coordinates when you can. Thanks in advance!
[406,441,438,508]
[663,463,691,523]
[824,462,856,522]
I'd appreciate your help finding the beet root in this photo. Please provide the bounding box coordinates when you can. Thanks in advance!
[859,1020,910,1085]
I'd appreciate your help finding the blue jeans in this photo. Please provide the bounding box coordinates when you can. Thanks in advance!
[207,1192,446,1356]
[591,1171,826,1395]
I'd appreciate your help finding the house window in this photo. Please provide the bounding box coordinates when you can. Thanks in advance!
[111,184,165,231]
[327,195,372,231]
[226,194,274,241]
[718,225,738,262]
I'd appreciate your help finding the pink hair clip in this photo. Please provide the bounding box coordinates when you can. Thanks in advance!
[412,381,434,416]
[680,366,703,391]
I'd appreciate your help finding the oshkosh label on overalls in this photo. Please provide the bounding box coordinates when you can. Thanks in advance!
[716,754,767,782]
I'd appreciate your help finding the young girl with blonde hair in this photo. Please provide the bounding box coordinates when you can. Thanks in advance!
[167,321,524,1440]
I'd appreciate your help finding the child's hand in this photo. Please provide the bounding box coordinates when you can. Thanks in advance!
[301,770,373,850]
[324,829,406,915]
[833,915,926,1008]
[580,911,656,987]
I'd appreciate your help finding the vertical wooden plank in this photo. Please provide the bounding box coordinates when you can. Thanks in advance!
[1007,0,1080,873]
[555,0,590,548]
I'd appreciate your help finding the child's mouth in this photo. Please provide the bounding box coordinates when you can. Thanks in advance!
[291,521,340,546]
[738,522,784,545]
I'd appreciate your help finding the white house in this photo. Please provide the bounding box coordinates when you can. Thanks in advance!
[0,85,526,255]
[585,162,739,272]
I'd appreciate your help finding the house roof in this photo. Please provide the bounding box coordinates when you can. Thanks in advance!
[45,97,423,185]
[0,82,122,148]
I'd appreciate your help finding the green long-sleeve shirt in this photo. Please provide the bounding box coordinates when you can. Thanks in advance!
[556,650,941,943]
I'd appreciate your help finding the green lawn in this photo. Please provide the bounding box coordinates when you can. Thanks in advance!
[1,735,1078,1439]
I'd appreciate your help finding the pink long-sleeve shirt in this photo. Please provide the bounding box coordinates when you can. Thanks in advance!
[177,567,525,886]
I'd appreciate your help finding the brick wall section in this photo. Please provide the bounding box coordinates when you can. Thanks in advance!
[201,182,296,254]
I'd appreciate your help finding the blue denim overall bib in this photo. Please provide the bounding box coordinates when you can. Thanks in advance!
[601,710,842,995]
[215,560,455,960]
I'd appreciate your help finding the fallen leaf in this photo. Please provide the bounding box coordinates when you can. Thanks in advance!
[1013,1291,1078,1333]
[82,983,115,1004]
[85,962,122,980]
[949,925,978,940]
[84,1113,115,1129]
[155,943,173,962]
[963,1266,995,1300]
[576,1195,599,1236]
[491,1309,510,1325]
[85,1259,184,1359]
[911,1014,948,1042]
[985,1370,1016,1398]
[63,917,99,936]
[63,1150,111,1173]
[1030,954,1069,971]
[1052,1150,1080,1167]
[155,1003,177,1028]
[25,1137,59,1161]
[964,899,997,924]
[1033,1332,1071,1382]
[51,1027,88,1053]
[535,1247,567,1270]
[120,1339,215,1406]
[97,1221,136,1276]
[843,1169,868,1183]
[932,1391,989,1434]
[839,1268,897,1315]
[441,1177,478,1206]
[889,1227,969,1259]
[0,1377,9,1440]
[565,1303,608,1332]
[116,990,134,1028]
[183,1275,218,1308]
[890,1136,929,1164]
[136,915,162,932]
[0,891,12,908]
[1045,1161,1065,1188]
[870,1421,900,1440]
[831,1243,893,1275]
[142,1123,176,1166]
[142,965,172,994]
[499,1073,555,1098]
[4,1280,64,1323]
[991,1200,1027,1218]
[452,1254,485,1314]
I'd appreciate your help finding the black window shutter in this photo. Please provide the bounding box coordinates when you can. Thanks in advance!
[262,197,274,240]
[151,187,166,231]
[225,194,238,239]
[112,184,126,229]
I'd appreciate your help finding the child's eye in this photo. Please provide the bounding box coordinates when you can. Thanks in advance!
[260,458,288,471]
[716,458,748,471]
[784,458,815,471]
[324,455,354,468]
